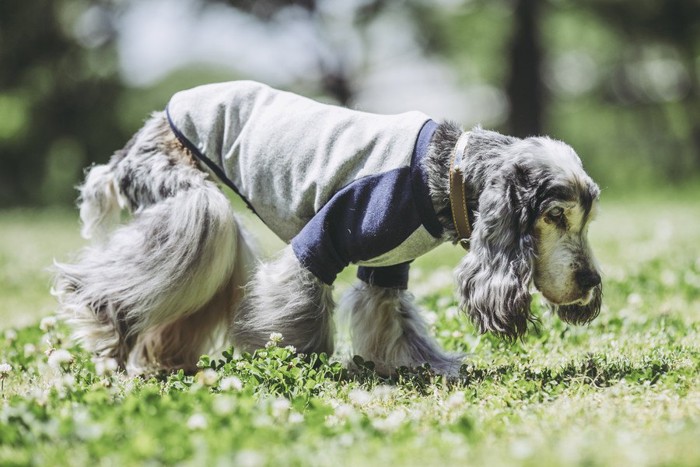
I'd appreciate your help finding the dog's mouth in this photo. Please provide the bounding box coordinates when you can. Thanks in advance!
[538,285,594,307]
[576,287,596,306]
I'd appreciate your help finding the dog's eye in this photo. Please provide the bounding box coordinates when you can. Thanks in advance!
[547,207,564,219]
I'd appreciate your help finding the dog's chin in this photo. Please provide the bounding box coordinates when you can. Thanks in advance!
[575,287,596,306]
[543,284,602,326]
[550,289,594,306]
[539,287,592,307]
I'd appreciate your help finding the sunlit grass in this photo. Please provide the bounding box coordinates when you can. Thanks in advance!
[0,191,699,466]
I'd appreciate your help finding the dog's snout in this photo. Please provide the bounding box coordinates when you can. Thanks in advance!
[576,269,601,290]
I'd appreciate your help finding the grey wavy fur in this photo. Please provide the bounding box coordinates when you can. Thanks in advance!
[340,283,463,376]
[231,245,336,356]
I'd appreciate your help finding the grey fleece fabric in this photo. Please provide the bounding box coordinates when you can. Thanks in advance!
[166,80,444,285]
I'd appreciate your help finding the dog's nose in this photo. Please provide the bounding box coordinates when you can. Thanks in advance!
[576,269,601,290]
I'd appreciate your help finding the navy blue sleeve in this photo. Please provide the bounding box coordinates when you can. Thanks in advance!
[291,168,421,285]
[357,263,411,289]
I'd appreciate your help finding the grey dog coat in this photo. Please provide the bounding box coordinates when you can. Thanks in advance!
[166,81,445,288]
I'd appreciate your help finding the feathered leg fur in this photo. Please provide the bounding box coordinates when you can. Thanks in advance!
[231,245,336,356]
[341,283,463,376]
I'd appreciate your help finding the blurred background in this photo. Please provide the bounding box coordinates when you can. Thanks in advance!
[1,0,700,207]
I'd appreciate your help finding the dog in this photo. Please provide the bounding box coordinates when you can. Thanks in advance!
[53,80,602,376]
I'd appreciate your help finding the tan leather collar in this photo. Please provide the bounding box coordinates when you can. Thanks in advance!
[449,132,471,250]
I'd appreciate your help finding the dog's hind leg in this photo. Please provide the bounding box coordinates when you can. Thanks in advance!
[340,282,464,377]
[126,219,257,373]
[53,112,257,374]
[231,245,335,356]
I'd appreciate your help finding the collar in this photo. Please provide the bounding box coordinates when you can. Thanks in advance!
[449,132,472,250]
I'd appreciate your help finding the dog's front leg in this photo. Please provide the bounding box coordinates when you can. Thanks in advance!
[341,265,464,377]
[231,245,335,355]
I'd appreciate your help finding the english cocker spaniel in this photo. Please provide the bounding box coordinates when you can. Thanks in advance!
[53,81,602,376]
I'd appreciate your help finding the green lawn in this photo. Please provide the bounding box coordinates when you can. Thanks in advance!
[0,192,699,466]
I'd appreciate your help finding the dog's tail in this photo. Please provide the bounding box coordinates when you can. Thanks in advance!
[53,115,257,373]
[78,163,127,243]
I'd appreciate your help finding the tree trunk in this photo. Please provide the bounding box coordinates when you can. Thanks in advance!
[506,0,545,138]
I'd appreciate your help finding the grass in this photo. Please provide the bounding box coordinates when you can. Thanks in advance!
[0,191,699,466]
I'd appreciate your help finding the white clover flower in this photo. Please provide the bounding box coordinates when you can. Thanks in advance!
[235,450,264,467]
[371,385,394,402]
[446,391,466,409]
[348,388,372,406]
[660,269,678,287]
[195,368,218,386]
[253,414,273,428]
[436,296,452,309]
[371,410,406,432]
[284,345,297,353]
[324,414,341,428]
[39,316,57,332]
[4,329,17,343]
[271,397,291,418]
[73,408,103,441]
[338,433,354,447]
[29,387,49,406]
[334,403,355,419]
[213,396,236,416]
[445,306,459,320]
[61,374,76,389]
[441,432,465,446]
[23,343,36,357]
[510,438,534,459]
[219,376,243,392]
[423,310,438,325]
[48,349,74,369]
[266,332,284,347]
[93,357,118,376]
[288,412,304,425]
[187,413,208,430]
[627,293,643,307]
[0,362,12,375]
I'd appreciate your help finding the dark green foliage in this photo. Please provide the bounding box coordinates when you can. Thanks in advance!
[0,0,128,206]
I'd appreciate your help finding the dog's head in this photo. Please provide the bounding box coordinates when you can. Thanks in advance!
[456,134,601,339]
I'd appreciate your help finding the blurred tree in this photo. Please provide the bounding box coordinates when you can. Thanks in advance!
[2,0,697,208]
[506,0,545,137]
[0,0,127,206]
[199,0,454,108]
[582,0,700,174]
[202,0,355,104]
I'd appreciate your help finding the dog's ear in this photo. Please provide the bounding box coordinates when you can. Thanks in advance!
[552,283,603,325]
[455,161,537,339]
